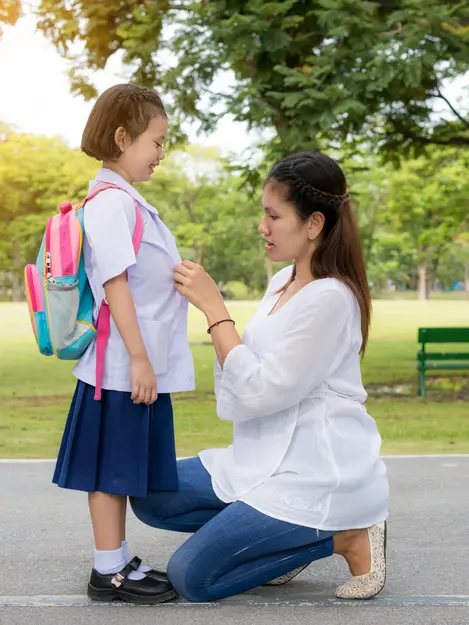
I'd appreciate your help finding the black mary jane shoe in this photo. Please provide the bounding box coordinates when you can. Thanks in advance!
[144,568,169,583]
[87,556,177,604]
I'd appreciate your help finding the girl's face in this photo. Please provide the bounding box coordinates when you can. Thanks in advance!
[115,114,168,183]
[258,183,323,264]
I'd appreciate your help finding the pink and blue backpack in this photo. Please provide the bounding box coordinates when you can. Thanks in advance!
[24,182,143,400]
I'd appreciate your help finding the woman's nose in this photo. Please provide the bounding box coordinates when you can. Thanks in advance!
[258,217,269,235]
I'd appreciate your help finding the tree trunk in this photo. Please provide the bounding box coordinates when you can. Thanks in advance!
[194,246,203,265]
[418,258,429,301]
[264,253,273,285]
[428,257,439,293]
[11,240,23,302]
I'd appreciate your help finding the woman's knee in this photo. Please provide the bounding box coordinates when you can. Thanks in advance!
[167,544,211,602]
[129,493,173,529]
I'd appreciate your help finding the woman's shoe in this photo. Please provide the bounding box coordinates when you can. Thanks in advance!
[265,564,309,586]
[334,521,387,600]
[87,556,177,604]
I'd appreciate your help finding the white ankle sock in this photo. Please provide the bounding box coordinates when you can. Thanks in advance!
[121,540,149,579]
[94,546,127,575]
[94,545,145,581]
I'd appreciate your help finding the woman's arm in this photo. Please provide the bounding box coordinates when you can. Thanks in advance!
[173,261,351,422]
[212,290,350,421]
[203,301,243,368]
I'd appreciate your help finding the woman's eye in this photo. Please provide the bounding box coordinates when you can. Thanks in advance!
[270,215,278,221]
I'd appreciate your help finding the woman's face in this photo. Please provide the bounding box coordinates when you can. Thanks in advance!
[258,182,322,263]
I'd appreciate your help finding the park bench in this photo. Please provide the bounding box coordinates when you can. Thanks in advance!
[417,327,469,397]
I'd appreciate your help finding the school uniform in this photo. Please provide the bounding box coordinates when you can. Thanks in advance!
[53,168,195,497]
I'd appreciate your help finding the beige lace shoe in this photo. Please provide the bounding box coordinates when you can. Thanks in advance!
[334,521,387,600]
[264,564,309,586]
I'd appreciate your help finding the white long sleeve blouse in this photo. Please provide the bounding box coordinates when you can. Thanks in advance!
[199,266,389,530]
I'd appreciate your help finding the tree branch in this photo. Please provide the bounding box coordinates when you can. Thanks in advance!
[404,132,469,146]
[434,87,469,129]
[392,120,469,146]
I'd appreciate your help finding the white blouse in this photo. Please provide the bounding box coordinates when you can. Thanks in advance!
[199,266,389,531]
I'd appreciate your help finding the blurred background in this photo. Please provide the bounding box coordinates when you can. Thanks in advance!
[1,0,468,460]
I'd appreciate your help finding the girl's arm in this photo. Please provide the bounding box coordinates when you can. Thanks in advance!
[104,273,157,405]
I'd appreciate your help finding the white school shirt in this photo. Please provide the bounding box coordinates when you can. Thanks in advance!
[199,267,389,531]
[73,168,195,394]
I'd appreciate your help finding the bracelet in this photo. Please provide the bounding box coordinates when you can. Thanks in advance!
[207,319,235,334]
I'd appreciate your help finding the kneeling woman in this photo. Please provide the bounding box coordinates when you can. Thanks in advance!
[131,150,389,602]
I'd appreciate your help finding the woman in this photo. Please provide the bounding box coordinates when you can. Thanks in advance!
[130,150,389,602]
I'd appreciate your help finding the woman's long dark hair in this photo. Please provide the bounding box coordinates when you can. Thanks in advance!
[266,151,371,356]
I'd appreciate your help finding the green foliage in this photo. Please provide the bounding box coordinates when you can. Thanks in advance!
[224,281,250,300]
[32,0,469,166]
[0,128,467,302]
[0,132,97,298]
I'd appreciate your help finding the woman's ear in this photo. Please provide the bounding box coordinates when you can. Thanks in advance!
[308,212,325,241]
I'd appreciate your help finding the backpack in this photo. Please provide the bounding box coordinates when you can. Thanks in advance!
[24,182,144,400]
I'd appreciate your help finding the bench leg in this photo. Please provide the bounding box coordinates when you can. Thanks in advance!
[418,368,425,397]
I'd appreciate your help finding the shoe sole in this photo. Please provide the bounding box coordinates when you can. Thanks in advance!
[87,584,177,604]
[264,563,309,586]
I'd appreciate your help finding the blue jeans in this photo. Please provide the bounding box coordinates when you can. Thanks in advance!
[130,457,336,602]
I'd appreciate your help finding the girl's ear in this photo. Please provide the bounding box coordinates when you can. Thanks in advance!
[114,127,128,153]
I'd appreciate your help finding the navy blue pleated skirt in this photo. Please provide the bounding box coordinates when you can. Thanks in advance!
[52,381,179,497]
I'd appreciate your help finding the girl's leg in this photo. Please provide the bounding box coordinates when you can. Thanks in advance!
[166,501,335,602]
[88,492,125,551]
[120,496,127,544]
[130,457,227,533]
[88,492,146,580]
[87,490,176,603]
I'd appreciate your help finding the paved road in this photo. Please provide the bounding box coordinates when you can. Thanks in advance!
[1,456,468,625]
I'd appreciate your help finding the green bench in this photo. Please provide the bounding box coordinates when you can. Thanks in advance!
[417,327,469,397]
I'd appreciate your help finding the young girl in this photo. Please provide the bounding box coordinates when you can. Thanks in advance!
[52,83,195,604]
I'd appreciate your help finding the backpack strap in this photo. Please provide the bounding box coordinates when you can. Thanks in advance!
[83,183,144,401]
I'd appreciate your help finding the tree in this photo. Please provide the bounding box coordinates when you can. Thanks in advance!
[0,0,20,36]
[33,0,469,168]
[385,149,469,300]
[0,132,97,299]
[454,233,469,292]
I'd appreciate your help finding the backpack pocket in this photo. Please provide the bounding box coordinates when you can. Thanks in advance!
[24,264,54,355]
[46,276,85,351]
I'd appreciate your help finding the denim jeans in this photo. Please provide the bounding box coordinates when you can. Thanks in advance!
[130,457,336,601]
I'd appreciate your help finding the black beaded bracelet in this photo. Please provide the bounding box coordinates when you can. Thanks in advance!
[207,319,235,334]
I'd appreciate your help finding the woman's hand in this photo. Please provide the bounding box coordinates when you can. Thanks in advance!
[174,260,224,315]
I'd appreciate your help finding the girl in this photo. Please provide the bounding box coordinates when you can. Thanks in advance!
[52,84,194,604]
[130,150,389,602]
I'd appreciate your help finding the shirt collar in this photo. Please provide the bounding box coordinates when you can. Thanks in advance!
[89,168,158,215]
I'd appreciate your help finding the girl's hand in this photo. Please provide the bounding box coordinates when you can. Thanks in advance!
[130,355,158,405]
[174,260,224,314]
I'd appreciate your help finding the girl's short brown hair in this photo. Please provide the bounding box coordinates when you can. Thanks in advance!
[81,83,167,162]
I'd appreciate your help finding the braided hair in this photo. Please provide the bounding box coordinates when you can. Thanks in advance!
[265,151,371,356]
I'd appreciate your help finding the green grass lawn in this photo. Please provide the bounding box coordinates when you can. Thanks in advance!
[1,299,468,458]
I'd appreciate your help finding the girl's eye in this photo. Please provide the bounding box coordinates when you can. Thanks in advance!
[155,141,163,149]
[270,215,278,221]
